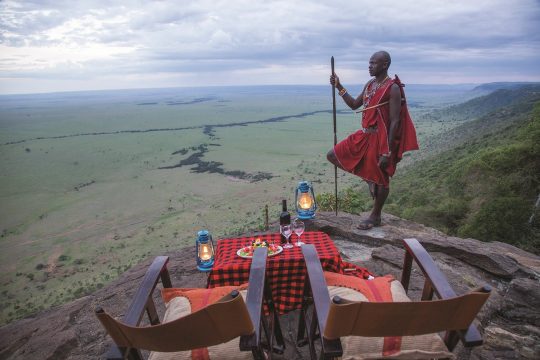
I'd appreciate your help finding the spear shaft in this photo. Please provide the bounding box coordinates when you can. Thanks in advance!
[331,57,338,216]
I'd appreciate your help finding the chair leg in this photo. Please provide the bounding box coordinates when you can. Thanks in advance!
[297,306,308,346]
[298,302,319,360]
[297,277,312,347]
[308,306,319,360]
[105,345,143,360]
[251,348,266,360]
[106,346,143,360]
[272,307,285,353]
[421,280,434,301]
[126,348,144,360]
[264,284,285,354]
[445,330,460,352]
[145,298,160,325]
[260,312,272,353]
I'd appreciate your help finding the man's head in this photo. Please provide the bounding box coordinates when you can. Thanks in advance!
[368,51,391,77]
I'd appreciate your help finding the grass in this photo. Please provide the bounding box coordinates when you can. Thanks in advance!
[0,85,475,325]
[320,91,540,255]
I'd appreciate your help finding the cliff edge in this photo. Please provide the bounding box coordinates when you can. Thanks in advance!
[0,212,538,359]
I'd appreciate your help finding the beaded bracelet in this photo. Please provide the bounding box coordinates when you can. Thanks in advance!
[338,88,347,97]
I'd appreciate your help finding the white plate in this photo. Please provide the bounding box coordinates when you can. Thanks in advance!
[237,246,283,259]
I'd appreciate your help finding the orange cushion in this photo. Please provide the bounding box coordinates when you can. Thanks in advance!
[148,285,252,360]
[325,272,454,360]
[162,284,249,311]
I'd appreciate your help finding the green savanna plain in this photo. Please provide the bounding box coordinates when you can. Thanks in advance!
[0,84,480,324]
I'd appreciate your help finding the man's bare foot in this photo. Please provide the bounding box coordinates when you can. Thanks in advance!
[357,217,381,230]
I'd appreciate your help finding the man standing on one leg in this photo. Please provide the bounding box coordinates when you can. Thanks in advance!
[328,51,418,229]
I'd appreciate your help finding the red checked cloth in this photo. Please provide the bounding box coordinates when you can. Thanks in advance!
[207,231,372,314]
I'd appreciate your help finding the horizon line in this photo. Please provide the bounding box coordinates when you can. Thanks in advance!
[1,81,539,97]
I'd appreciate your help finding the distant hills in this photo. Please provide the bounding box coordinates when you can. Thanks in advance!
[420,84,540,157]
[320,83,540,254]
[472,81,540,92]
[452,84,540,119]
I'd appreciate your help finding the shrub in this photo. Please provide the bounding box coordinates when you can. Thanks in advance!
[458,197,531,244]
[58,254,70,262]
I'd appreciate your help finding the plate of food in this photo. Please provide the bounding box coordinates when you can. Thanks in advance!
[237,238,283,259]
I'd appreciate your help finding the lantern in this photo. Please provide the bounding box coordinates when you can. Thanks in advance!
[295,181,317,219]
[196,230,214,271]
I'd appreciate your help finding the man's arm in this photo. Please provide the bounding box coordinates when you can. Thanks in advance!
[336,83,364,110]
[379,83,401,168]
[330,74,364,110]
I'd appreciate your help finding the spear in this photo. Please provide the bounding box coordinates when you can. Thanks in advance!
[331,56,338,216]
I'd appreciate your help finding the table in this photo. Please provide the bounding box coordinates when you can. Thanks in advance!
[207,231,367,314]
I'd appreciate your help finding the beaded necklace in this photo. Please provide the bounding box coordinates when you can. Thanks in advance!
[363,76,390,107]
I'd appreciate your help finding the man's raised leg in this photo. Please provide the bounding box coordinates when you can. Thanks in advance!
[326,149,346,171]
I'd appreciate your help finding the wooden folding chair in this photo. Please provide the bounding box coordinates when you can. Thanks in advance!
[96,247,284,360]
[297,239,491,360]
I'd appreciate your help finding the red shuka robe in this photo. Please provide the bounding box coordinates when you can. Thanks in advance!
[334,75,419,187]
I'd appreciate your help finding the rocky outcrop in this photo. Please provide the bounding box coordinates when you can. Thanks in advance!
[309,212,540,360]
[0,250,208,360]
[0,212,538,359]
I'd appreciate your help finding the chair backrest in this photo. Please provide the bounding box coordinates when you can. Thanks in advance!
[324,291,490,340]
[96,290,254,352]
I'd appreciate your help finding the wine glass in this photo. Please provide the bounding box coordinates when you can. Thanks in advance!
[293,219,305,246]
[280,224,293,249]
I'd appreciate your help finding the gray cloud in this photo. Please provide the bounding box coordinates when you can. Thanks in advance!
[1,0,539,94]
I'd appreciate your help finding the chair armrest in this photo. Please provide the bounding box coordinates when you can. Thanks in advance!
[123,255,172,326]
[401,238,487,348]
[402,238,456,299]
[240,247,267,351]
[101,255,171,359]
[302,244,342,358]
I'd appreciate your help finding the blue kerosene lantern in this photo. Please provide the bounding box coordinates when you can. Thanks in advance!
[196,230,214,271]
[295,181,317,219]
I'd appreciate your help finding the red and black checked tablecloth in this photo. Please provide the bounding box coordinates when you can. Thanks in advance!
[207,231,363,314]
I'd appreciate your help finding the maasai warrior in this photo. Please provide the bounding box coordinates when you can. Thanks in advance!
[328,51,418,229]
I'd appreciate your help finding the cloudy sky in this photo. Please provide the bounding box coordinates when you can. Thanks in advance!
[1,0,539,95]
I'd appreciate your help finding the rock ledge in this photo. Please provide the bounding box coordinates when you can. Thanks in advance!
[0,212,538,359]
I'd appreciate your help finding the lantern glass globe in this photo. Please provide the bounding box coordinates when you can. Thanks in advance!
[298,193,313,210]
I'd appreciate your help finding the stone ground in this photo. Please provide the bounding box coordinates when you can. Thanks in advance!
[0,212,538,359]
